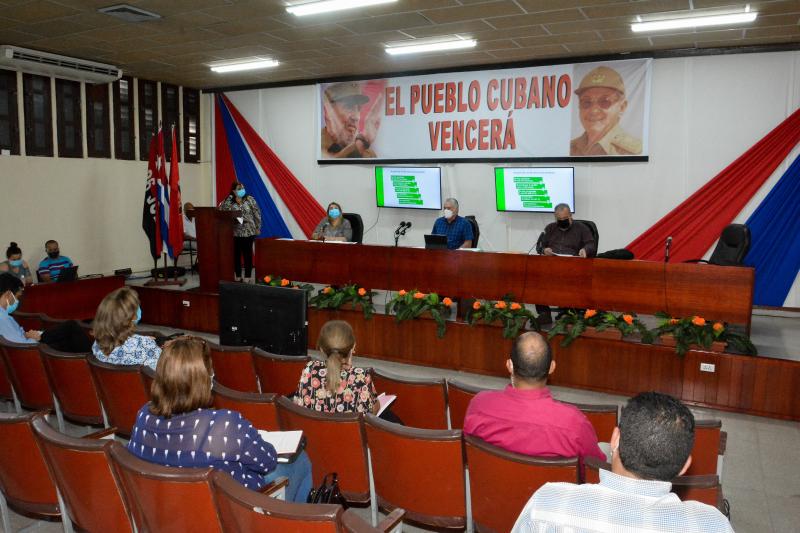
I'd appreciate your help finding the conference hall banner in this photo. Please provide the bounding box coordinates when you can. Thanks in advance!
[317,58,651,162]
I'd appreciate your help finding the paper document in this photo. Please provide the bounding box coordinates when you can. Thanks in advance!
[554,253,578,257]
[258,430,303,456]
[236,217,244,224]
[377,393,397,417]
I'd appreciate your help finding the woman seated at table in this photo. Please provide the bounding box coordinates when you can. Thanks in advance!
[92,286,161,369]
[0,242,32,285]
[128,335,312,502]
[295,320,381,415]
[310,202,352,242]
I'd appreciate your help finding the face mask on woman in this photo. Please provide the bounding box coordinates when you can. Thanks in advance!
[135,306,142,324]
[235,188,246,198]
[328,208,341,219]
[9,259,23,268]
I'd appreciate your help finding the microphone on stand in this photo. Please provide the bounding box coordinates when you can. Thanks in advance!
[394,221,408,247]
[664,236,673,263]
[400,221,412,236]
[320,221,329,243]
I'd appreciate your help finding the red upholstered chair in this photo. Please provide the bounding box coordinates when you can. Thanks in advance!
[0,354,13,406]
[0,338,55,412]
[140,366,156,399]
[364,413,466,529]
[31,415,133,532]
[78,320,94,338]
[39,345,104,427]
[252,348,310,396]
[212,470,405,533]
[0,411,64,533]
[108,442,224,533]
[565,402,619,443]
[40,315,70,330]
[13,311,44,331]
[275,396,370,504]
[209,343,260,393]
[87,355,150,438]
[686,419,726,477]
[464,434,579,533]
[371,369,448,430]
[446,380,488,430]
[213,382,280,431]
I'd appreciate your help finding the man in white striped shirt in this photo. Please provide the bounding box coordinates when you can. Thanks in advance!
[512,392,734,533]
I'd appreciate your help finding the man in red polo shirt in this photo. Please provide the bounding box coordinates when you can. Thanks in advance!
[463,332,606,463]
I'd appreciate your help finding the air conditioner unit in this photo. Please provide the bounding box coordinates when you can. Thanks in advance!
[0,45,122,84]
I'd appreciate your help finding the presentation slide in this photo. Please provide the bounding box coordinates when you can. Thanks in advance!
[375,166,442,210]
[494,167,575,213]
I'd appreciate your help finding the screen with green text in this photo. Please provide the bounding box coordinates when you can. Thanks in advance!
[375,166,442,210]
[494,167,574,213]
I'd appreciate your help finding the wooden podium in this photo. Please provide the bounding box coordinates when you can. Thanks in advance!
[191,207,240,293]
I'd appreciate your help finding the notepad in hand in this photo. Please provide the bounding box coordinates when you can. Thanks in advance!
[258,430,303,462]
[377,393,396,417]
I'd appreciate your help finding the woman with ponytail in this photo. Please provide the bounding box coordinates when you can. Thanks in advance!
[294,320,379,415]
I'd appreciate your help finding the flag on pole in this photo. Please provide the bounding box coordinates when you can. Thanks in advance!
[142,134,162,259]
[154,128,173,258]
[167,125,184,258]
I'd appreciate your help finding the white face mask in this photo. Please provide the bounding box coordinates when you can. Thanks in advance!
[443,209,454,219]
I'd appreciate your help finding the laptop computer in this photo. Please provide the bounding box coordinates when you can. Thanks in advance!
[424,234,448,250]
[56,265,79,283]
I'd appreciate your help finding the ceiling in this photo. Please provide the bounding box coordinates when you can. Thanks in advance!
[0,0,798,89]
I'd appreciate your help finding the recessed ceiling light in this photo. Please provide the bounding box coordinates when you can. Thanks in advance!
[287,0,397,17]
[209,59,280,73]
[386,39,478,56]
[631,11,758,33]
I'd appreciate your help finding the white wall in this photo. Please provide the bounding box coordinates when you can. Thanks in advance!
[225,50,800,307]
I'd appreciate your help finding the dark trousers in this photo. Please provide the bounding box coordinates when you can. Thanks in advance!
[233,236,255,278]
[41,320,93,353]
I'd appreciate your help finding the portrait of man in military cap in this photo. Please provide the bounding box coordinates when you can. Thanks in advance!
[570,65,643,156]
[321,81,383,159]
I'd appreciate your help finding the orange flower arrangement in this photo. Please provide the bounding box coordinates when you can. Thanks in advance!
[713,322,724,332]
[494,301,507,309]
[413,292,425,299]
[622,314,634,325]
[669,318,680,325]
[323,286,333,294]
[398,289,407,297]
[387,289,453,338]
[358,288,367,296]
[584,309,597,319]
[473,300,482,310]
[263,275,272,283]
[510,302,521,310]
[692,316,706,327]
[468,295,536,339]
[442,297,453,307]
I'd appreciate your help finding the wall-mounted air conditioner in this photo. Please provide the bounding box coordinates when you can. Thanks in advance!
[0,45,122,84]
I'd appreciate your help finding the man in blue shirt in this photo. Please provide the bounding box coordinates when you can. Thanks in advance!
[0,273,39,343]
[37,240,73,282]
[431,197,474,249]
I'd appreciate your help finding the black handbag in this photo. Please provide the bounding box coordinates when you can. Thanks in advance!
[307,473,347,507]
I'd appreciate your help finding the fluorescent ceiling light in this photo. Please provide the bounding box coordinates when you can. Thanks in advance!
[386,39,478,56]
[631,11,757,32]
[210,59,280,73]
[287,0,396,16]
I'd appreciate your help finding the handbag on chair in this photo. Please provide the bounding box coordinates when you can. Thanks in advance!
[307,473,347,507]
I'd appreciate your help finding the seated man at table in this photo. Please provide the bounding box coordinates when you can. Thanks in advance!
[431,197,473,249]
[463,332,605,463]
[37,240,73,282]
[512,392,733,533]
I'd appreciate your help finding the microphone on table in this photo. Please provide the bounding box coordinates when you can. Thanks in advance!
[528,232,545,255]
[664,236,673,263]
[320,221,329,243]
[400,221,412,236]
[394,221,407,237]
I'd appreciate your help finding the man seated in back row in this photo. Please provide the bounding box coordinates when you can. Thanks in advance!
[512,391,733,533]
[37,239,73,282]
[464,332,606,464]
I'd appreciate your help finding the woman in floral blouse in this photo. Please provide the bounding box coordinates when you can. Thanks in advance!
[92,287,161,369]
[218,181,262,282]
[294,320,379,415]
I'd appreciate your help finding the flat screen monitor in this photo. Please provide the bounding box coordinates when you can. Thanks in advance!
[375,166,442,210]
[494,167,575,213]
[219,281,307,356]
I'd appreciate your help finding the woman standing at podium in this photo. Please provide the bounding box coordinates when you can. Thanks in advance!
[219,181,262,283]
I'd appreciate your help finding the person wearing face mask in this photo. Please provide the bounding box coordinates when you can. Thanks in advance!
[311,202,353,242]
[218,181,262,282]
[91,287,161,370]
[0,242,33,285]
[431,197,474,250]
[36,239,73,283]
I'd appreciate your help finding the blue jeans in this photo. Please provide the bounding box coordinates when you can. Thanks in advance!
[263,450,313,503]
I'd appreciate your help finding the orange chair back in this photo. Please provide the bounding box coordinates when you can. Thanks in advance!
[0,411,60,520]
[252,349,310,396]
[276,396,370,503]
[364,414,466,529]
[13,312,44,331]
[0,338,54,410]
[109,442,223,533]
[213,383,280,431]
[372,370,448,430]
[686,420,722,476]
[212,470,342,533]
[446,380,487,429]
[39,346,103,425]
[672,474,723,509]
[465,434,579,533]
[87,356,149,438]
[31,415,133,532]
[565,402,619,443]
[40,315,70,330]
[0,356,12,401]
[209,343,260,393]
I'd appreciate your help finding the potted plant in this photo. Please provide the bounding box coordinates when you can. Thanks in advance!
[308,284,376,319]
[548,309,621,347]
[467,296,536,339]
[654,313,757,357]
[386,289,453,338]
[259,274,313,292]
[601,311,655,344]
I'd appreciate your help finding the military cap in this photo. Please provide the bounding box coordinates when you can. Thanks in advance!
[575,66,625,95]
[324,82,369,105]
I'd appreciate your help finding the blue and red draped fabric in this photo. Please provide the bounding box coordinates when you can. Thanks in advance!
[214,94,326,239]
